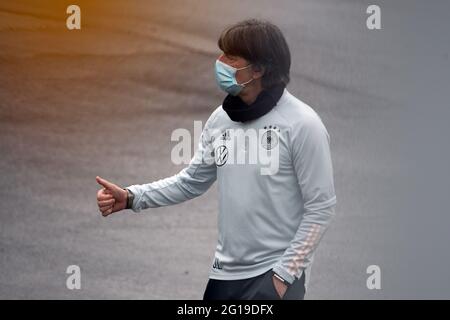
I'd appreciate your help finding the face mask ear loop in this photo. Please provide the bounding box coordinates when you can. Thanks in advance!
[236,64,252,71]
[236,64,254,87]
[239,76,254,87]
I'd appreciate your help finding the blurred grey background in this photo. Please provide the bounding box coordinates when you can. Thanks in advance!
[1,0,449,299]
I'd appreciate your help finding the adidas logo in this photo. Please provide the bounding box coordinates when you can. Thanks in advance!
[212,258,223,270]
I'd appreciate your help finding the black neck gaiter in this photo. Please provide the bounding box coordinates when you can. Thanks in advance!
[222,84,285,122]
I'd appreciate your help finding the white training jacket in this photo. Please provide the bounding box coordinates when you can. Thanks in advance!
[126,88,337,290]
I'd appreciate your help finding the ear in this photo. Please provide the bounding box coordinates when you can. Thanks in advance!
[252,64,265,80]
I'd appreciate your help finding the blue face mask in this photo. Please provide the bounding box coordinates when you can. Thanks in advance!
[215,59,253,96]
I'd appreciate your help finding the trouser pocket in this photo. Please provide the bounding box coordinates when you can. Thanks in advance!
[251,270,282,300]
[282,271,306,300]
[252,269,306,300]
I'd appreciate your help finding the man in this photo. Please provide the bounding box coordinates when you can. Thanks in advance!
[96,19,337,300]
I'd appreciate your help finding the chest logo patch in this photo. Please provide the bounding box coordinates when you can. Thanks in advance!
[215,145,229,166]
[261,129,279,150]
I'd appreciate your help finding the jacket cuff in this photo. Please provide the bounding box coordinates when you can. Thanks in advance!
[124,185,141,213]
[272,265,296,285]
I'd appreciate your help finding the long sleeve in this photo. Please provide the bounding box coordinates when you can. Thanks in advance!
[272,115,337,284]
[125,110,219,213]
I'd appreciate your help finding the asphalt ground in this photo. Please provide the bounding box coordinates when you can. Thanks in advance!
[1,0,450,299]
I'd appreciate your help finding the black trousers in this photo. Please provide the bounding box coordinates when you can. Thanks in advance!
[203,269,306,300]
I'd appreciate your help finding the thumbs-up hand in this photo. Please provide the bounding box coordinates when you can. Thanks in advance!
[96,176,128,217]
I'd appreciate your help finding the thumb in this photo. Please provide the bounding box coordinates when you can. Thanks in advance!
[96,176,117,191]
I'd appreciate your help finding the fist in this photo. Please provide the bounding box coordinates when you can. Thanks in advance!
[96,176,128,217]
